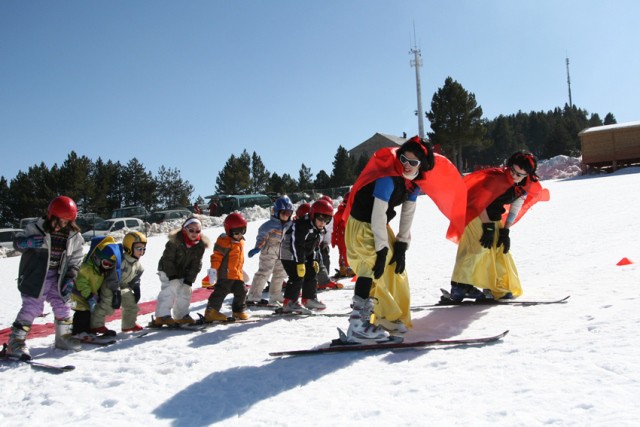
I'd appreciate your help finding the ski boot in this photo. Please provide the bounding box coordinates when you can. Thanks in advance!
[345,296,389,343]
[55,317,81,351]
[7,322,32,360]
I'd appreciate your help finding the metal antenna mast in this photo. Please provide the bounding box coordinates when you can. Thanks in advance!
[566,56,573,107]
[410,23,425,138]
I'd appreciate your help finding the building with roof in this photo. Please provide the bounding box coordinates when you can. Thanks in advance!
[348,132,407,161]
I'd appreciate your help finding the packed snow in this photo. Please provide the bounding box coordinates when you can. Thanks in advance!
[1,156,639,426]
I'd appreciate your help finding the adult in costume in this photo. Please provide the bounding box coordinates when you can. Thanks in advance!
[342,136,466,342]
[448,151,550,301]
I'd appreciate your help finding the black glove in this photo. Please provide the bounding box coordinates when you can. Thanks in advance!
[389,241,408,274]
[133,286,141,303]
[497,228,510,254]
[111,289,122,309]
[479,223,496,249]
[372,247,389,279]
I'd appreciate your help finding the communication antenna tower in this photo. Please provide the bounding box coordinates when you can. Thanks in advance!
[410,23,425,138]
[566,56,573,107]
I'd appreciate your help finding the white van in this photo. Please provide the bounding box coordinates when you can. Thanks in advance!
[81,218,144,242]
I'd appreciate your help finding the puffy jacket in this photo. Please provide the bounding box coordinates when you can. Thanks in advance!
[71,260,118,311]
[157,229,210,285]
[280,217,324,263]
[121,252,144,290]
[14,218,84,299]
[211,234,244,281]
[252,216,290,252]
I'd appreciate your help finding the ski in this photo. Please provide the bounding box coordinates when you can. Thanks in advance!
[423,290,571,308]
[0,344,75,373]
[270,330,509,357]
[250,309,350,319]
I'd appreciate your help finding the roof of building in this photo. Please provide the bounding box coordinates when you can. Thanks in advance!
[348,132,406,160]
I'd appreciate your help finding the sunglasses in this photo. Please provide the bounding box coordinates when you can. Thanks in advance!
[314,214,332,224]
[510,166,528,178]
[231,228,246,236]
[400,154,421,167]
[186,228,201,234]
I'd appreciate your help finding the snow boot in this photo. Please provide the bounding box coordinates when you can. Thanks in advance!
[281,298,312,315]
[174,314,196,325]
[90,326,116,336]
[7,322,31,360]
[301,298,327,311]
[346,296,388,342]
[204,307,228,323]
[450,282,486,302]
[232,311,251,321]
[55,317,81,351]
[152,315,176,327]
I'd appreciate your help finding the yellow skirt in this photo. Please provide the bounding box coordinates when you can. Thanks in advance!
[346,216,412,328]
[451,217,522,299]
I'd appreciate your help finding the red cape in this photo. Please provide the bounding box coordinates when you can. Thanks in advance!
[449,167,550,235]
[343,147,467,242]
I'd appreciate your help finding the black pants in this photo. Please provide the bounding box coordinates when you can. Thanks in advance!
[207,279,247,312]
[281,259,318,300]
[72,310,91,335]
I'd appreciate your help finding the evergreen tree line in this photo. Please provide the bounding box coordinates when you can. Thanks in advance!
[1,76,616,227]
[428,76,617,170]
[0,152,194,226]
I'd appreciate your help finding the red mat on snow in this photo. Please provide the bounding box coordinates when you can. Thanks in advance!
[0,287,212,342]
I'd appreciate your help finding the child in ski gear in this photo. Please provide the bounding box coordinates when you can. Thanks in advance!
[7,196,84,359]
[448,151,549,301]
[203,213,250,322]
[91,231,147,333]
[314,196,342,290]
[71,236,121,339]
[154,217,209,326]
[279,199,334,313]
[332,192,355,278]
[342,136,466,342]
[245,196,293,306]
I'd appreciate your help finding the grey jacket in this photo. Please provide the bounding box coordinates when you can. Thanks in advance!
[14,218,84,298]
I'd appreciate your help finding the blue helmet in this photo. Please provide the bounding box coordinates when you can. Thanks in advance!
[274,196,294,218]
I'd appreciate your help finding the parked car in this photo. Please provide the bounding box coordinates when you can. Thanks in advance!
[0,228,23,249]
[110,206,149,220]
[76,214,105,233]
[215,194,273,215]
[81,217,144,241]
[147,209,192,224]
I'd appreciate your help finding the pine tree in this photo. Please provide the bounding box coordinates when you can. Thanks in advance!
[251,152,270,194]
[427,77,487,170]
[298,163,313,191]
[330,146,355,187]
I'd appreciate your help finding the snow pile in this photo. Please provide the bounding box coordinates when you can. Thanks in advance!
[536,155,583,180]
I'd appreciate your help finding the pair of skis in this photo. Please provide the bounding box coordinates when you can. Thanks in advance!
[0,343,75,373]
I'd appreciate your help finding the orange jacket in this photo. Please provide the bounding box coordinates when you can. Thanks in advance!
[210,234,244,281]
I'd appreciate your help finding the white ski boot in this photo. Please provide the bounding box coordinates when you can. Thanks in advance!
[55,318,81,351]
[345,296,389,343]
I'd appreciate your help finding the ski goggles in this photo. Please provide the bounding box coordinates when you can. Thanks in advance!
[314,214,332,224]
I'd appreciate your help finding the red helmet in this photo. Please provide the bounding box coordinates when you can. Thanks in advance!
[295,203,311,219]
[48,196,78,221]
[223,212,247,235]
[320,195,332,204]
[310,199,334,220]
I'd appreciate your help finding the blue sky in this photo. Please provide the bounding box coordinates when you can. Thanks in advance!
[1,1,638,199]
